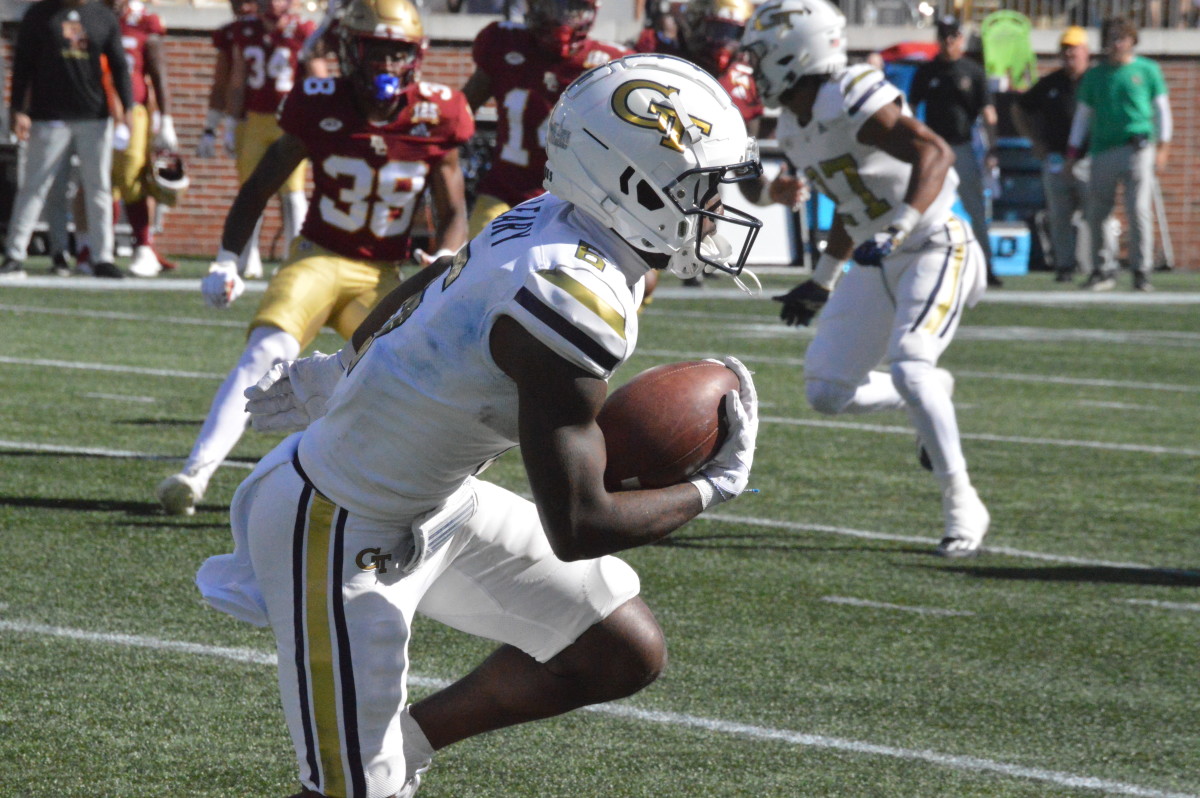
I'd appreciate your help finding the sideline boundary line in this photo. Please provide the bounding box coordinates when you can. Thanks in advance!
[0,619,1194,798]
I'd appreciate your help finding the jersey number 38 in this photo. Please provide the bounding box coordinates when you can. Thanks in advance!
[319,156,428,239]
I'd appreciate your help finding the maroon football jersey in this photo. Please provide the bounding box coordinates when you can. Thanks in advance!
[472,22,628,206]
[719,60,763,124]
[213,15,255,54]
[232,14,315,115]
[118,4,165,107]
[279,77,475,262]
[635,34,762,124]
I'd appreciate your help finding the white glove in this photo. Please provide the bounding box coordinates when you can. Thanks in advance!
[153,114,178,152]
[244,347,353,433]
[201,255,245,308]
[198,108,222,158]
[112,122,131,152]
[688,356,758,509]
[197,131,217,158]
[413,247,454,267]
[222,116,237,156]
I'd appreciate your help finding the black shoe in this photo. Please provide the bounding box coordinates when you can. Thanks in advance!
[681,276,703,288]
[987,272,1004,288]
[1133,273,1154,292]
[0,258,27,279]
[1054,271,1075,283]
[92,261,125,279]
[50,252,72,277]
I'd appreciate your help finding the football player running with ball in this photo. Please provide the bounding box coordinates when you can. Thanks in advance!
[742,0,990,557]
[156,0,472,516]
[461,0,629,239]
[196,54,760,798]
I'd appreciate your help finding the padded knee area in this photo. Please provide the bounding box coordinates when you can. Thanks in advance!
[890,359,937,406]
[806,378,857,415]
[240,326,301,382]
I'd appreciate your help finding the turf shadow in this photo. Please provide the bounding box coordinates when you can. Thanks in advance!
[935,564,1200,587]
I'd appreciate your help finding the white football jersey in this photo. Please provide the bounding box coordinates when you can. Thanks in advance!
[297,194,647,521]
[776,64,959,247]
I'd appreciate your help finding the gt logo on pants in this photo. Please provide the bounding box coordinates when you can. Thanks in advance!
[355,547,394,573]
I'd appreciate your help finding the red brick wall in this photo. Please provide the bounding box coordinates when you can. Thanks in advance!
[5,34,1198,269]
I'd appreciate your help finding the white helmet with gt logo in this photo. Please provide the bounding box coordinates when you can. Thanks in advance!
[543,54,762,279]
[741,0,847,108]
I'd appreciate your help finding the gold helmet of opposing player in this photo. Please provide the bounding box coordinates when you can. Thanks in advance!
[338,0,426,105]
[684,0,754,74]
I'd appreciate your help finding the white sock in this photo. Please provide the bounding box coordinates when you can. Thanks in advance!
[182,326,301,488]
[281,190,307,250]
[238,217,265,273]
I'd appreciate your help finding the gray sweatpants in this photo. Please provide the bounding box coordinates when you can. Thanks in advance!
[1042,156,1118,275]
[950,142,994,270]
[5,118,114,264]
[1086,143,1156,277]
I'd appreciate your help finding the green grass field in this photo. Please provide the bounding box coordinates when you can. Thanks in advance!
[2,259,1198,797]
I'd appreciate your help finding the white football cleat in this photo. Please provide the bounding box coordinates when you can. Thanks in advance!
[937,479,990,558]
[128,244,162,277]
[157,472,205,516]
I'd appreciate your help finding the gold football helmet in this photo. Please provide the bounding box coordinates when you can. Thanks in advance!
[337,0,426,100]
[684,0,755,74]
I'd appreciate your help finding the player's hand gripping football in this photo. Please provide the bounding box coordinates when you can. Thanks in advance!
[773,279,831,327]
[688,356,758,510]
[201,258,245,309]
[244,347,353,433]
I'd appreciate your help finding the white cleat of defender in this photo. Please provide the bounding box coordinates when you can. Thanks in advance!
[157,472,205,516]
[937,480,990,558]
[128,245,163,277]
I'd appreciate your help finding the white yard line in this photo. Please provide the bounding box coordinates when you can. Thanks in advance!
[819,596,975,617]
[0,303,246,328]
[0,618,1193,798]
[1,437,1194,576]
[760,417,1200,457]
[0,355,224,380]
[1119,599,1200,612]
[82,392,157,403]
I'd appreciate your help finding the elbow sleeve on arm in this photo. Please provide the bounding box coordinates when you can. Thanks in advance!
[1155,95,1173,143]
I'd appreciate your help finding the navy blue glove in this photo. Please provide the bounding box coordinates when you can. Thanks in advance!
[773,279,831,327]
[852,225,907,267]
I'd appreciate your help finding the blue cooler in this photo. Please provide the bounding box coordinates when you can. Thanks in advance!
[988,221,1031,276]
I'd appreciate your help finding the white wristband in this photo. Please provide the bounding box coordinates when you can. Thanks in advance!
[890,203,922,236]
[811,252,847,290]
[204,107,224,131]
[429,248,454,260]
[688,474,719,510]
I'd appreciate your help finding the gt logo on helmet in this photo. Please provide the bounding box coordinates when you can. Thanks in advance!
[610,79,712,153]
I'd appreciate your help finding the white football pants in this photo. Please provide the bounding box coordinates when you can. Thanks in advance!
[803,216,986,481]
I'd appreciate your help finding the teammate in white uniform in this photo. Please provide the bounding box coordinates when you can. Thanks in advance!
[196,54,763,798]
[742,0,990,557]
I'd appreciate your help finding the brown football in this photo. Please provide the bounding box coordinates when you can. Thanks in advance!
[597,360,738,491]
